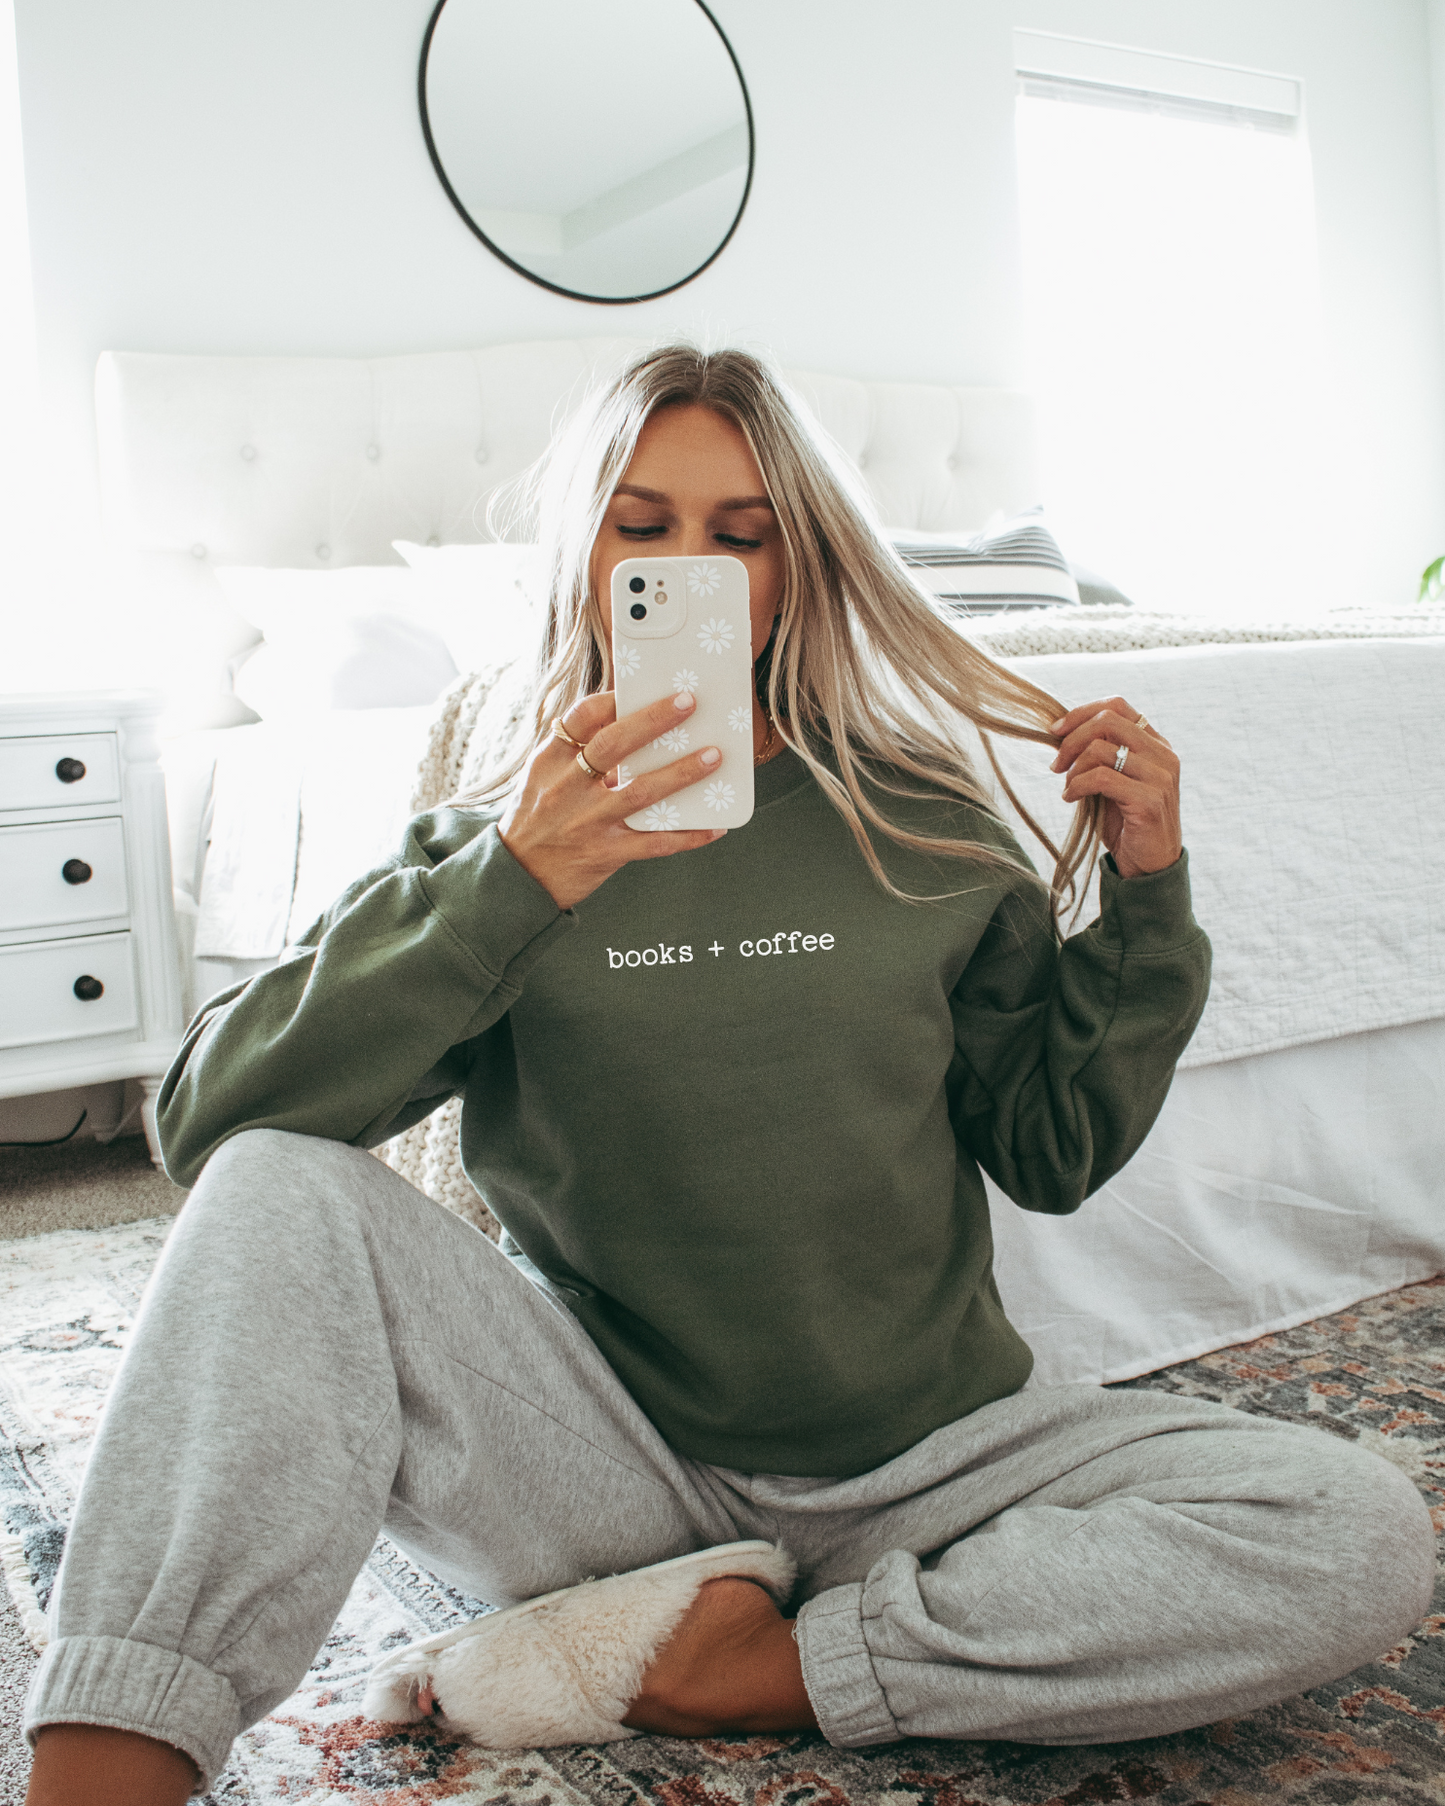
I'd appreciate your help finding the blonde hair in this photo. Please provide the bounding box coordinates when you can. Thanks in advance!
[455,344,1103,928]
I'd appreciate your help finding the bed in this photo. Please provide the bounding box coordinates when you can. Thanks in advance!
[95,336,1445,1388]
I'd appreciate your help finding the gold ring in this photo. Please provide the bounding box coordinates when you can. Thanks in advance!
[1136,714,1151,733]
[575,748,605,781]
[552,715,588,750]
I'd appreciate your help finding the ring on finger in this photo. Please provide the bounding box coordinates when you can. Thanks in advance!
[1114,743,1129,772]
[552,715,588,750]
[1135,713,1150,733]
[575,747,606,781]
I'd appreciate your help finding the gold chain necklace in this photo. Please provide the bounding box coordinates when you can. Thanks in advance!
[754,712,778,766]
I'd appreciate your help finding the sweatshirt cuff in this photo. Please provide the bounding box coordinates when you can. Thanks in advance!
[419,823,574,989]
[795,1584,902,1747]
[26,1634,238,1793]
[1095,847,1198,955]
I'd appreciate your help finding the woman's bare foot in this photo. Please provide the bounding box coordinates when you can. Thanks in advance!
[26,1724,199,1806]
[622,1577,818,1737]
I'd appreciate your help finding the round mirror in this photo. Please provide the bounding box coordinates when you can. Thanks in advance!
[420,0,754,305]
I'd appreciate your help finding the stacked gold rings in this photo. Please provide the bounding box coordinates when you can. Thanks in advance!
[552,716,605,780]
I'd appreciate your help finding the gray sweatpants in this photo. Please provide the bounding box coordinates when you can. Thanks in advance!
[25,1130,1436,1789]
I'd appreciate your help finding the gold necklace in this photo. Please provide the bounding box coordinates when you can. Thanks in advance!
[754,712,778,766]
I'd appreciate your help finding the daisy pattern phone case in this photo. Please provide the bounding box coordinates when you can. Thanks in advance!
[611,554,755,830]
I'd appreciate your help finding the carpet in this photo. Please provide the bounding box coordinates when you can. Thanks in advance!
[2,1217,1442,1805]
[0,1134,186,1240]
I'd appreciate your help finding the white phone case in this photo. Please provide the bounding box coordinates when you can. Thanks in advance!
[611,554,755,830]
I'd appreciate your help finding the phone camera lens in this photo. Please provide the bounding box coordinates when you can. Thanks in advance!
[629,576,645,594]
[630,602,647,620]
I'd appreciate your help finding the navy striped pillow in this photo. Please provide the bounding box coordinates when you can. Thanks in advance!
[889,516,1080,611]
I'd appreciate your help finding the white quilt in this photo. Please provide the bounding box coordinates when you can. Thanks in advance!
[193,706,437,962]
[987,636,1445,1068]
[192,635,1445,1074]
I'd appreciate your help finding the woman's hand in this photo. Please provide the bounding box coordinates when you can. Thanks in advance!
[1049,697,1182,879]
[498,690,725,911]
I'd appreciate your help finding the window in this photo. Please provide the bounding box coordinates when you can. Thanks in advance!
[1014,32,1328,615]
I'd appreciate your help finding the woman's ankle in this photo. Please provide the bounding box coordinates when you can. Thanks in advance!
[26,1723,200,1806]
[623,1577,817,1737]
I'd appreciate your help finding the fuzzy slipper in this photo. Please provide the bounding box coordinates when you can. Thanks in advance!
[361,1539,797,1748]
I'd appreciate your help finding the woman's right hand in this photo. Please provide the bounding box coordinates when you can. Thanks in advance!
[498,690,725,910]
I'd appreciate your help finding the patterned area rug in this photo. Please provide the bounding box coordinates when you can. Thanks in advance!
[2,1218,1442,1805]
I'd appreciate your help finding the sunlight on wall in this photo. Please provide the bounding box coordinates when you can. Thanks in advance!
[1016,92,1333,616]
[2,0,129,694]
[0,0,43,594]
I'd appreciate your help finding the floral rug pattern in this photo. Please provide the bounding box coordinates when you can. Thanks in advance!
[2,1218,1442,1805]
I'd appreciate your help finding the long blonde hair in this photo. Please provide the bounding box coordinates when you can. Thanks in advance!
[455,344,1103,928]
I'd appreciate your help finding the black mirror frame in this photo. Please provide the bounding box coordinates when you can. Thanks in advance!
[418,0,755,306]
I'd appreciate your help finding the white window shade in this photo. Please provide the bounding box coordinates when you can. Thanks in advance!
[1014,30,1301,131]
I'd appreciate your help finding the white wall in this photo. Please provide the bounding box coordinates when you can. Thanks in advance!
[10,0,1445,651]
[1430,0,1445,402]
[9,1,1020,548]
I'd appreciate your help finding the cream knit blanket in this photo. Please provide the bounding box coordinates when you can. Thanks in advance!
[376,658,533,1238]
[379,600,1445,1230]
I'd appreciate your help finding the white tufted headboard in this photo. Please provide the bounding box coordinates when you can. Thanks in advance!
[94,336,1038,720]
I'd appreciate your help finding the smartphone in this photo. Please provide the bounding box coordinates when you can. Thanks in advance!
[610,554,755,830]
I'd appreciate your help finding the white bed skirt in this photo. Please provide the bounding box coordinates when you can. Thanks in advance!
[993,1013,1445,1386]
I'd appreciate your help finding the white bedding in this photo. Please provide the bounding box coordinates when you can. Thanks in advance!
[178,637,1444,1386]
[193,706,437,962]
[190,636,1445,1075]
[987,636,1445,1067]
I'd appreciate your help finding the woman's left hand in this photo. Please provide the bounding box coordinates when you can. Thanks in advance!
[1049,698,1183,879]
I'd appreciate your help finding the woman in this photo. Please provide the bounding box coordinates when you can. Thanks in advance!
[25,348,1433,1804]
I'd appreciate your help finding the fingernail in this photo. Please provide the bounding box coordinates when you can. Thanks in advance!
[712,828,727,839]
[675,691,695,710]
[1049,717,1067,733]
[700,746,721,766]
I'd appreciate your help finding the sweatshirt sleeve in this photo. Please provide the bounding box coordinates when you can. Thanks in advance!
[156,808,575,1187]
[948,850,1211,1214]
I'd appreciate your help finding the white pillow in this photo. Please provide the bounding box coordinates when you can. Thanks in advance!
[392,541,544,672]
[214,566,459,719]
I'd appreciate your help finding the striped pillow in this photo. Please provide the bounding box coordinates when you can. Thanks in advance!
[889,515,1080,611]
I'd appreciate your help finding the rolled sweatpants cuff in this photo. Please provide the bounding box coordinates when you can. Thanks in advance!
[25,1634,240,1791]
[796,1584,900,1747]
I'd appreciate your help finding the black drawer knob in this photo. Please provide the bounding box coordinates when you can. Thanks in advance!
[55,757,86,784]
[73,975,104,1002]
[62,859,93,885]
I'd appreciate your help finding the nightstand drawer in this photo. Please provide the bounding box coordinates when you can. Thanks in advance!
[0,817,129,933]
[0,933,139,1050]
[0,733,120,812]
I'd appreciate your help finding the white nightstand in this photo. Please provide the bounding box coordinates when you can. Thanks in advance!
[0,691,184,1166]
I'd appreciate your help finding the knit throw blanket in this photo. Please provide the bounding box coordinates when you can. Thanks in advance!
[379,600,1445,1229]
[376,658,534,1237]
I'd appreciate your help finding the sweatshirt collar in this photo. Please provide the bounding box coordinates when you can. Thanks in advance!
[754,743,812,810]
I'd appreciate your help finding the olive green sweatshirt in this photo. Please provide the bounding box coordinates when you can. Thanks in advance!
[158,748,1210,1477]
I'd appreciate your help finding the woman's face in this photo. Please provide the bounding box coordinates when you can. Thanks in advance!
[592,403,785,664]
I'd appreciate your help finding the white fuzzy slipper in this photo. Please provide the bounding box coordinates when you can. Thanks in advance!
[361,1539,797,1748]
